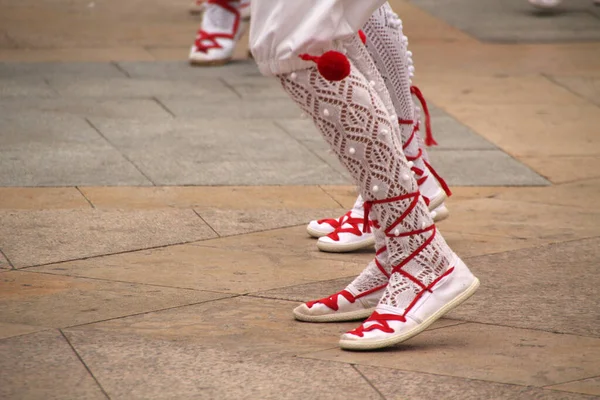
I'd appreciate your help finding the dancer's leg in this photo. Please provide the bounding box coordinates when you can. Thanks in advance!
[305,4,452,253]
[281,37,478,349]
[362,4,449,209]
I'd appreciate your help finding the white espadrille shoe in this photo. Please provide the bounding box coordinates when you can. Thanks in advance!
[295,240,391,322]
[312,196,375,253]
[310,160,451,254]
[528,0,562,8]
[189,0,248,66]
[339,254,479,350]
[293,286,383,322]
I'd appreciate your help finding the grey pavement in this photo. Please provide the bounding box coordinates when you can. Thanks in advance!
[0,60,548,187]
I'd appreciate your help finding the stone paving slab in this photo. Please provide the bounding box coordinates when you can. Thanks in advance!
[301,322,600,387]
[319,185,361,209]
[0,187,90,209]
[410,0,600,43]
[0,61,126,78]
[446,237,600,337]
[47,76,235,98]
[195,225,374,265]
[0,270,228,328]
[0,76,57,97]
[69,296,358,355]
[521,155,600,184]
[427,149,550,186]
[79,186,344,210]
[0,111,150,186]
[0,322,47,340]
[0,330,107,400]
[0,47,156,63]
[0,209,216,268]
[356,365,599,400]
[443,104,600,158]
[409,42,600,77]
[222,75,289,99]
[441,198,600,244]
[496,177,600,208]
[0,97,173,119]
[197,208,343,237]
[117,59,261,80]
[88,117,349,185]
[0,252,10,269]
[160,96,304,119]
[30,243,366,294]
[61,327,381,400]
[549,75,600,106]
[0,60,552,187]
[547,377,600,397]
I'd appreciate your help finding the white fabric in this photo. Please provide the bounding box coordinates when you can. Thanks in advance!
[250,0,387,75]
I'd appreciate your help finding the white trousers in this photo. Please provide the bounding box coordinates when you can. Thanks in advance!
[249,0,387,76]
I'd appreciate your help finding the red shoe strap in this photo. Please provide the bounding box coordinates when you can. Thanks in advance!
[326,216,367,241]
[194,0,240,53]
[306,290,355,311]
[316,211,351,230]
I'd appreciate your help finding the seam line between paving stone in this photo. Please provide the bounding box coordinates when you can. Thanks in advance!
[75,186,96,209]
[152,96,176,118]
[23,269,234,296]
[219,77,242,98]
[352,363,587,394]
[11,223,320,270]
[192,209,221,237]
[110,61,131,78]
[189,219,316,240]
[460,234,600,263]
[41,77,61,95]
[543,374,600,389]
[273,120,351,182]
[84,118,156,186]
[64,295,242,330]
[317,185,346,208]
[441,320,600,339]
[0,248,15,269]
[59,329,112,400]
[541,72,600,108]
[13,236,219,270]
[351,364,388,400]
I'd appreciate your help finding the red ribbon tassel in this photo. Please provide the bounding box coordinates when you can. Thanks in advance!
[362,201,372,233]
[410,86,437,147]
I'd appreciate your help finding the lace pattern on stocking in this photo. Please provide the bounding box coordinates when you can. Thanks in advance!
[362,4,427,175]
[347,228,390,295]
[279,37,452,314]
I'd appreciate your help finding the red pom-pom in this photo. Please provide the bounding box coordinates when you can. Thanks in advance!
[299,51,351,81]
[358,30,367,45]
[317,51,351,81]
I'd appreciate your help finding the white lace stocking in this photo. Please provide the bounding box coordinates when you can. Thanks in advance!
[362,4,429,180]
[279,37,453,313]
[347,228,389,295]
[199,0,240,35]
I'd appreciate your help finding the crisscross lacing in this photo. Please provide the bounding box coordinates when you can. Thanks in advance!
[326,214,369,241]
[279,35,453,333]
